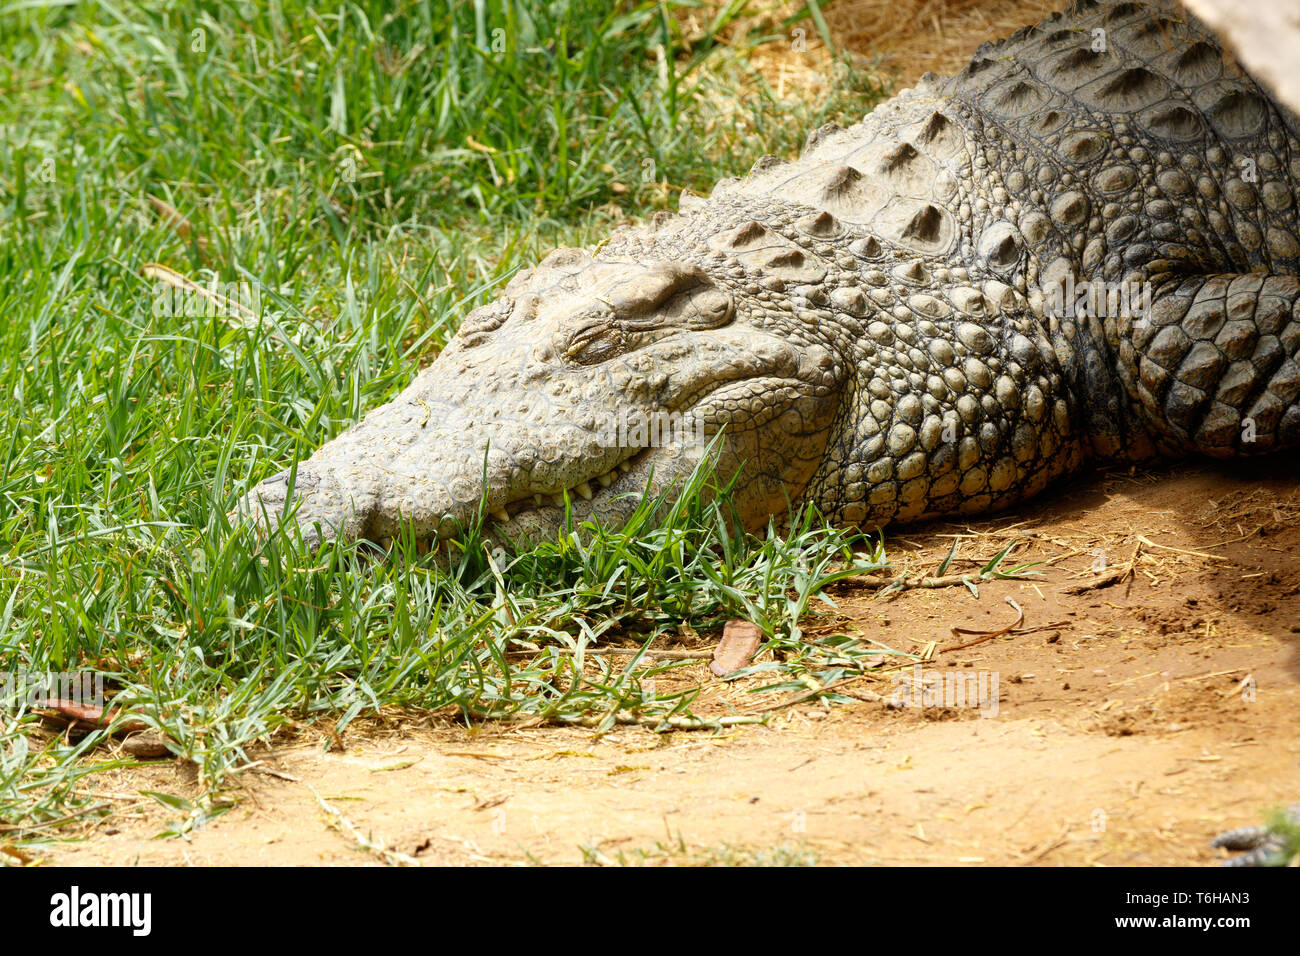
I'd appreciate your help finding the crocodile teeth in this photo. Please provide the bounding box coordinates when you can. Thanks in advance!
[492,509,510,523]
[596,472,614,488]
[574,481,594,501]
[549,494,566,508]
[616,461,631,473]
[534,494,545,507]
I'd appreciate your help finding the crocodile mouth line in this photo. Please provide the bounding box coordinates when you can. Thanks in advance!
[487,373,820,526]
[491,445,654,524]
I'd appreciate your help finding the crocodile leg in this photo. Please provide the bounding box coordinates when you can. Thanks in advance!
[1117,273,1300,456]
[1114,275,1299,862]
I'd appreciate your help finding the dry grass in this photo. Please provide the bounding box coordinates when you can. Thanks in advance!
[823,0,1065,84]
[688,0,1068,115]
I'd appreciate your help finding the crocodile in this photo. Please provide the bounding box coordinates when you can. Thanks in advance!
[233,0,1300,862]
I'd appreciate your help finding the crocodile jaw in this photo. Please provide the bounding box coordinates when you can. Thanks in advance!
[234,281,844,548]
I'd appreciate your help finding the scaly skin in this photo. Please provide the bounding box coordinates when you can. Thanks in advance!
[237,0,1300,548]
[1210,804,1300,867]
[232,0,1300,863]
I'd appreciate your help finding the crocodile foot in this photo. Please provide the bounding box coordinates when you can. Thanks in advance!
[1210,803,1300,866]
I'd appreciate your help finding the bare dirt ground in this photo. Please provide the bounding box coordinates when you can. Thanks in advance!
[39,455,1300,866]
[32,1,1300,867]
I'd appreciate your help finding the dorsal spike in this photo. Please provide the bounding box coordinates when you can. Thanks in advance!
[1098,67,1163,101]
[995,80,1043,112]
[708,220,780,255]
[1052,47,1104,75]
[879,142,920,174]
[917,111,952,144]
[901,205,945,244]
[799,211,842,238]
[727,221,769,249]
[849,236,883,259]
[748,154,788,177]
[893,260,930,284]
[821,166,865,201]
[1127,16,1175,43]
[766,250,807,269]
[1172,41,1221,84]
[803,123,845,154]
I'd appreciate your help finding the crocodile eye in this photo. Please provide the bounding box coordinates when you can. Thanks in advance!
[564,319,627,366]
[560,261,736,365]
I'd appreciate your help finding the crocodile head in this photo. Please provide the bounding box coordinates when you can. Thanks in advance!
[235,244,847,548]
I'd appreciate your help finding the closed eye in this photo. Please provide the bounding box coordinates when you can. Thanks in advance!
[560,260,736,365]
[564,319,627,365]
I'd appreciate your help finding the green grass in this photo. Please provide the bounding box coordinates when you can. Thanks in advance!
[0,0,889,846]
[1261,807,1300,866]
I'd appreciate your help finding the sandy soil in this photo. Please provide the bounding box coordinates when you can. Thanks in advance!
[36,455,1300,866]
